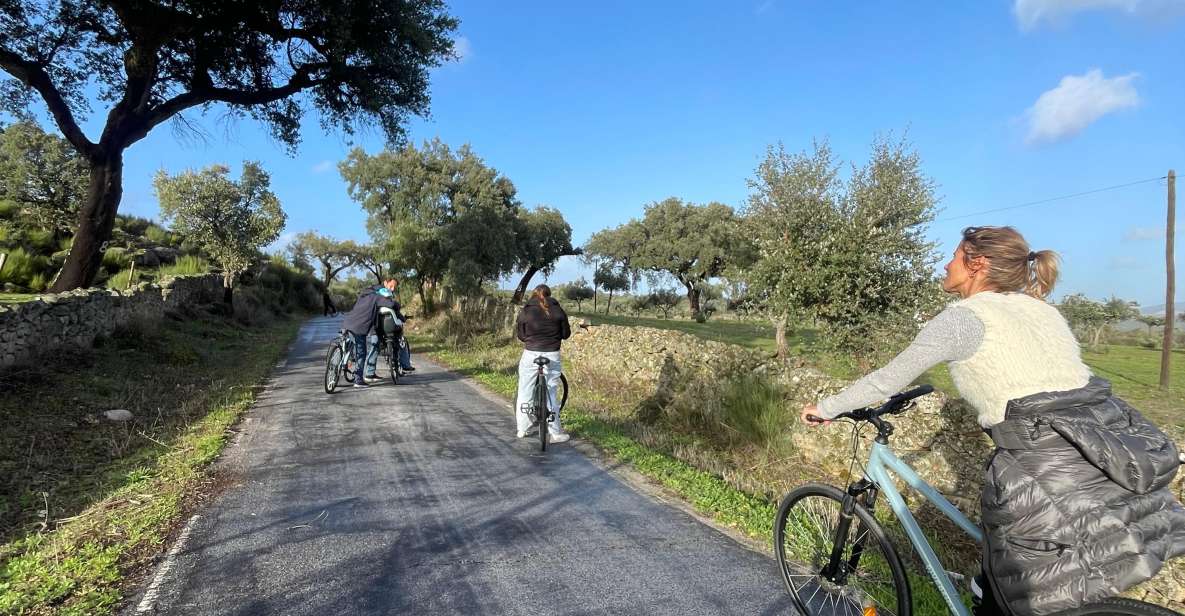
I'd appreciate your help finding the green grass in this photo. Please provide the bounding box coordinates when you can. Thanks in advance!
[0,314,302,614]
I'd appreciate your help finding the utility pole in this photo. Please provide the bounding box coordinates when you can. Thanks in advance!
[1161,170,1176,389]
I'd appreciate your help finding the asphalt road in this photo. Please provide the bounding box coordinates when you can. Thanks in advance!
[132,316,794,615]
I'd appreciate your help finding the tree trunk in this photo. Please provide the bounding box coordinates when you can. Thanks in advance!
[223,271,235,307]
[511,267,539,305]
[593,288,598,313]
[606,289,614,314]
[773,312,789,362]
[684,281,701,320]
[50,152,123,292]
[1091,326,1104,351]
[417,280,432,315]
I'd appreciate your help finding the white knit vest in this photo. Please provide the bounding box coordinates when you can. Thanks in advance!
[948,292,1091,427]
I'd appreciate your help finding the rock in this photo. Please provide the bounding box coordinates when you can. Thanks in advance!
[103,409,134,422]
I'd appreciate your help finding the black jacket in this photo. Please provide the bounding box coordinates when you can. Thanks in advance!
[516,296,571,352]
[982,377,1185,615]
[341,286,396,335]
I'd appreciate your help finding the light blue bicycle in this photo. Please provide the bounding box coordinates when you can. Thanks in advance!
[778,385,1180,616]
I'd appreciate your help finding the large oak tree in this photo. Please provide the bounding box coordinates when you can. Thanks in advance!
[0,0,457,291]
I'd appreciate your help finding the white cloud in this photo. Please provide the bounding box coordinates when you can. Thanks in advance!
[1013,0,1184,30]
[311,160,332,174]
[1109,255,1148,269]
[453,36,472,63]
[1124,226,1165,241]
[1024,69,1139,145]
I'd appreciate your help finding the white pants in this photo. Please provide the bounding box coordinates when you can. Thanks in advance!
[515,350,563,434]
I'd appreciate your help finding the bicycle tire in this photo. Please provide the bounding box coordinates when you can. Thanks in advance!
[325,343,343,394]
[386,339,399,385]
[559,373,569,410]
[342,340,356,383]
[1050,598,1183,616]
[535,373,549,452]
[775,482,911,616]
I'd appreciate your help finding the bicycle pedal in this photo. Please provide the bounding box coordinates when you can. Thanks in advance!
[546,412,556,422]
[519,404,533,414]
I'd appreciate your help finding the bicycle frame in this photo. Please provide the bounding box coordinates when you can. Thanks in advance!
[862,440,983,616]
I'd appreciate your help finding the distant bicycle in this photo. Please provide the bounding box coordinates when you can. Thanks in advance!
[323,330,358,394]
[519,357,569,451]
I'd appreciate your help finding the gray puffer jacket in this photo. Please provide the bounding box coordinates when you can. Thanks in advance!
[983,377,1185,615]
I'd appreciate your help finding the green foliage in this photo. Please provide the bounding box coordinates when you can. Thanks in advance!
[144,225,174,247]
[340,139,528,302]
[0,248,52,290]
[155,162,286,289]
[101,247,132,272]
[287,231,360,285]
[514,206,577,276]
[1058,294,1140,349]
[0,121,88,235]
[648,288,682,318]
[742,136,943,364]
[587,198,752,320]
[559,277,595,311]
[159,255,209,278]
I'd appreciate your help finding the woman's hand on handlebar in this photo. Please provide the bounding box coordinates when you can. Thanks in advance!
[801,404,831,427]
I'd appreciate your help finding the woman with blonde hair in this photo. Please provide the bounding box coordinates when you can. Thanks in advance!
[803,226,1185,615]
[514,284,572,442]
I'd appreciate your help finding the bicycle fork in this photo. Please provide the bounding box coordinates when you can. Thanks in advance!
[821,480,879,586]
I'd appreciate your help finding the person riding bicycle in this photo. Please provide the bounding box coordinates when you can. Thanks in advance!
[801,226,1185,615]
[341,278,407,387]
[374,285,415,377]
[514,284,572,442]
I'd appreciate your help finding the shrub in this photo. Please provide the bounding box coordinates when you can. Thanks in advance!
[101,247,132,272]
[0,248,53,290]
[159,255,209,277]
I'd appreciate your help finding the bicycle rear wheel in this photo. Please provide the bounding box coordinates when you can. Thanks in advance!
[386,339,399,384]
[559,373,569,410]
[775,483,911,616]
[324,343,343,394]
[535,374,549,452]
[1051,598,1183,616]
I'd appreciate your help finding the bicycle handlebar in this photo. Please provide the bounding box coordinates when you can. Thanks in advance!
[806,384,934,424]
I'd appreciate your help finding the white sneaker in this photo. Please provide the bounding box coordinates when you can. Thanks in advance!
[548,432,571,444]
[516,427,538,438]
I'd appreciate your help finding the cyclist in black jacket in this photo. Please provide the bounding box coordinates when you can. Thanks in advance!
[514,285,571,441]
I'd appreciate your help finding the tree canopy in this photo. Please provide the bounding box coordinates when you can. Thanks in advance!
[1,0,457,290]
[586,198,751,321]
[0,120,87,237]
[340,139,524,308]
[155,161,285,303]
[511,206,577,303]
[742,137,942,362]
[287,232,359,287]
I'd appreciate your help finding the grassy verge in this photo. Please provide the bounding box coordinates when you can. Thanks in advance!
[0,313,303,615]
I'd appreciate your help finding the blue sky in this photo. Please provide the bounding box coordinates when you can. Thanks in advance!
[34,0,1185,306]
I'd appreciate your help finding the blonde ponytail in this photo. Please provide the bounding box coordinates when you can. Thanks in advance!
[961,226,1061,300]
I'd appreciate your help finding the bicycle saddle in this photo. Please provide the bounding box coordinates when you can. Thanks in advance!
[533,356,551,366]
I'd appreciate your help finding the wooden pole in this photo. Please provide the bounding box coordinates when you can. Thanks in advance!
[1160,170,1176,389]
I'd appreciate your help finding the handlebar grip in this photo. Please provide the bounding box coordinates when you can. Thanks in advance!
[805,414,827,424]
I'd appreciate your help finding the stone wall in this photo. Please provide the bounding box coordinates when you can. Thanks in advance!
[0,274,222,368]
[563,322,1185,607]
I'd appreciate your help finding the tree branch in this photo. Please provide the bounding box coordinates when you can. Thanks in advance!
[0,49,98,159]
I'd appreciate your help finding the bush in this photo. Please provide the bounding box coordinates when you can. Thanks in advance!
[0,248,53,290]
[101,247,132,272]
[145,225,174,246]
[159,255,209,277]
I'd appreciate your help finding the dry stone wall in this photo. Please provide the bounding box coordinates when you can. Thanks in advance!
[0,274,222,368]
[563,322,1184,607]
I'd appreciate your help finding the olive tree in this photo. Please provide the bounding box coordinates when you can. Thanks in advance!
[155,162,285,305]
[0,120,88,239]
[1,0,456,291]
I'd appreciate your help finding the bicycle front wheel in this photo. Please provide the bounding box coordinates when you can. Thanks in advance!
[325,343,343,394]
[775,483,910,616]
[535,375,549,452]
[1051,599,1183,616]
